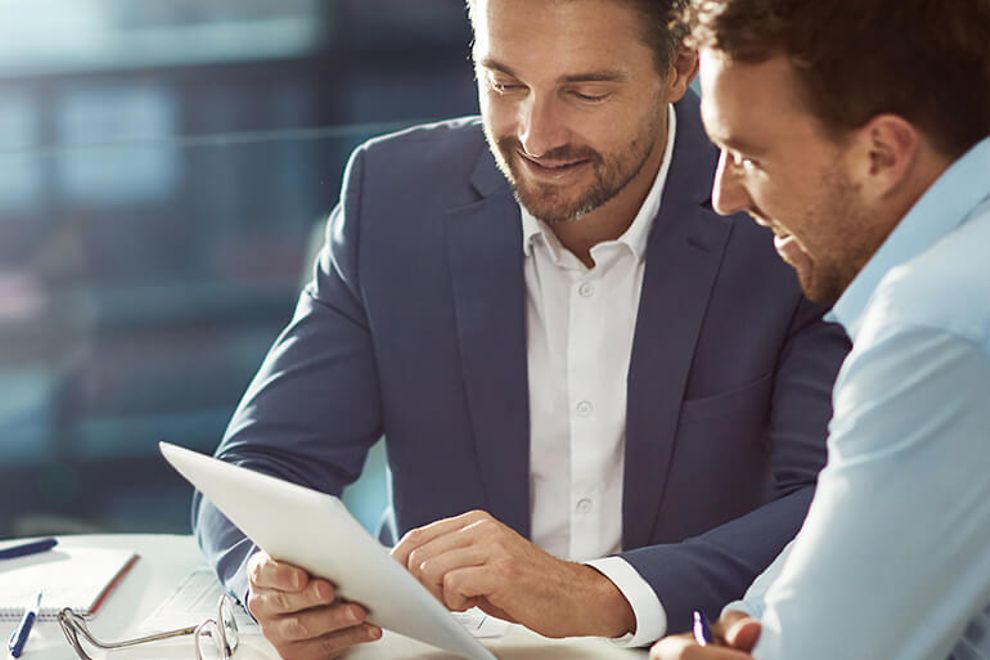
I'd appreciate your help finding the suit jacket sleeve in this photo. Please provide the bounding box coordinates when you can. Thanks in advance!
[618,296,849,633]
[192,145,384,602]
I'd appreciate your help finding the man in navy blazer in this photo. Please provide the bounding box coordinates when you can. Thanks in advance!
[194,0,848,657]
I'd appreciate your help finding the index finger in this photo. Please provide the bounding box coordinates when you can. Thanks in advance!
[391,510,491,566]
[248,551,310,592]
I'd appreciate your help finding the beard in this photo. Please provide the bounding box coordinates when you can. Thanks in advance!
[484,107,663,224]
[790,167,888,305]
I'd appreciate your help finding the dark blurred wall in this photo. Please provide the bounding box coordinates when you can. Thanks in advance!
[0,0,478,537]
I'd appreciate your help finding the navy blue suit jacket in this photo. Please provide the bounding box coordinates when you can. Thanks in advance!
[193,93,849,634]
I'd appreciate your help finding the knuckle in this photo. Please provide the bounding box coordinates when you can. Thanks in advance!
[473,517,499,536]
[403,528,425,547]
[246,592,264,619]
[283,616,310,641]
[441,570,461,594]
[274,590,293,613]
[407,548,428,572]
[311,580,335,605]
[248,556,265,583]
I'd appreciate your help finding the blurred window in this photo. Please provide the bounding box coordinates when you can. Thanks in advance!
[0,0,476,537]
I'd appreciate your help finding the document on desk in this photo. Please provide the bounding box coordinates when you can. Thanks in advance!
[141,567,258,633]
[0,545,138,621]
[143,567,509,639]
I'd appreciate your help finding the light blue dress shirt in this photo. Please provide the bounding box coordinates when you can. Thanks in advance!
[727,137,990,660]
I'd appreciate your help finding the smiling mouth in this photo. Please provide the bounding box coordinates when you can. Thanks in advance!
[518,152,591,176]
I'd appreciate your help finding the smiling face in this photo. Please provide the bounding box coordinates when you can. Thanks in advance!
[471,0,686,224]
[698,50,892,304]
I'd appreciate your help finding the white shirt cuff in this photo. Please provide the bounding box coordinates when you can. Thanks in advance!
[584,556,667,647]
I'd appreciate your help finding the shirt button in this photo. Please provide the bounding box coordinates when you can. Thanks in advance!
[576,400,593,417]
[578,282,595,298]
[576,498,593,514]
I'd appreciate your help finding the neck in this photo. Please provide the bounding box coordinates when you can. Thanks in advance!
[551,116,669,268]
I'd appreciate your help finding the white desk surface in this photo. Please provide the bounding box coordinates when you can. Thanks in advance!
[1,534,648,659]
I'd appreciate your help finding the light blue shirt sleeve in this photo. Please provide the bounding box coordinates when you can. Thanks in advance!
[753,326,990,660]
[720,541,793,621]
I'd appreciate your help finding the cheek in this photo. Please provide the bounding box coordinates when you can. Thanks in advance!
[479,93,518,137]
[566,113,630,155]
[749,175,806,223]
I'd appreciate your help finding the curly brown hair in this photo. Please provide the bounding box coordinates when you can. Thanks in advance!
[680,0,990,157]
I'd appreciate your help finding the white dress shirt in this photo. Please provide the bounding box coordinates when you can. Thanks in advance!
[522,105,675,646]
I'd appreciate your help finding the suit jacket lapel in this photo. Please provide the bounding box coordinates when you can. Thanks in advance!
[445,156,531,538]
[623,99,734,550]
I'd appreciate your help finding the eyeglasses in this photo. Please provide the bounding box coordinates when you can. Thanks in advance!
[58,594,239,660]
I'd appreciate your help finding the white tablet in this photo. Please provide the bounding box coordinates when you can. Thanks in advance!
[160,442,497,660]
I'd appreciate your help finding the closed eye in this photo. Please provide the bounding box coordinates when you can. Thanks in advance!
[569,90,610,103]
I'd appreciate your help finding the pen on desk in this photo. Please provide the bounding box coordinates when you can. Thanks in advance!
[0,538,58,561]
[693,610,712,647]
[7,591,42,659]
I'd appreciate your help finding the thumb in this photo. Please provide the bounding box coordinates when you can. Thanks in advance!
[725,617,762,652]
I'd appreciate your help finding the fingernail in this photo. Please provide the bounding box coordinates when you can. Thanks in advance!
[368,626,382,640]
[350,606,364,623]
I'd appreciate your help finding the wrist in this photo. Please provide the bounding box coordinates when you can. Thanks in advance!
[576,563,636,638]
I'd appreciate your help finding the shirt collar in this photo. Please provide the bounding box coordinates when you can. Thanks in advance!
[830,136,990,339]
[521,104,677,261]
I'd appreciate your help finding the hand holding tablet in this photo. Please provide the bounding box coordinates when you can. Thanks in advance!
[160,442,496,660]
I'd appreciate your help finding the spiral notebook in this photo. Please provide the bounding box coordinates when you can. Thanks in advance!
[0,545,139,621]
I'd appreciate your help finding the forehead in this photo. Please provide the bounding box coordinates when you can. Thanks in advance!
[698,50,817,149]
[471,0,655,77]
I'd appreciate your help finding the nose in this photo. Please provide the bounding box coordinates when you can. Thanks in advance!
[518,94,567,158]
[711,149,752,217]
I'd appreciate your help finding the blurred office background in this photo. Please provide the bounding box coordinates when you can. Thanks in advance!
[0,0,477,538]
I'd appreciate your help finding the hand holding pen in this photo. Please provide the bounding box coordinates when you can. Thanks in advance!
[649,610,763,659]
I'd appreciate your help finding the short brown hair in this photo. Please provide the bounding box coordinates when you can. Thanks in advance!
[681,0,990,157]
[467,0,689,72]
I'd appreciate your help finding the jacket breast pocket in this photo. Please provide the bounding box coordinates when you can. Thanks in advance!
[679,372,774,426]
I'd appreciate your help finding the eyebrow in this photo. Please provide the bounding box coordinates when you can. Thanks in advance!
[703,120,768,156]
[700,101,770,157]
[713,135,767,157]
[476,57,628,84]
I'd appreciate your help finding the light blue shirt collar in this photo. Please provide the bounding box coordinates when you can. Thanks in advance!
[830,137,990,339]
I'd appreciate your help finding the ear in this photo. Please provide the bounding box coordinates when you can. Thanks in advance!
[852,114,920,200]
[663,48,699,104]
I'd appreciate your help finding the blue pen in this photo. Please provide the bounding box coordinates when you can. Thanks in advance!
[0,538,57,561]
[7,591,42,658]
[693,610,713,647]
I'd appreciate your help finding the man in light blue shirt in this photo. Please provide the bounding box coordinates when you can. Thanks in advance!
[652,0,990,658]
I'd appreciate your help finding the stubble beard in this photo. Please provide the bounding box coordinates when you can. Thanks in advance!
[796,167,885,305]
[484,108,663,225]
